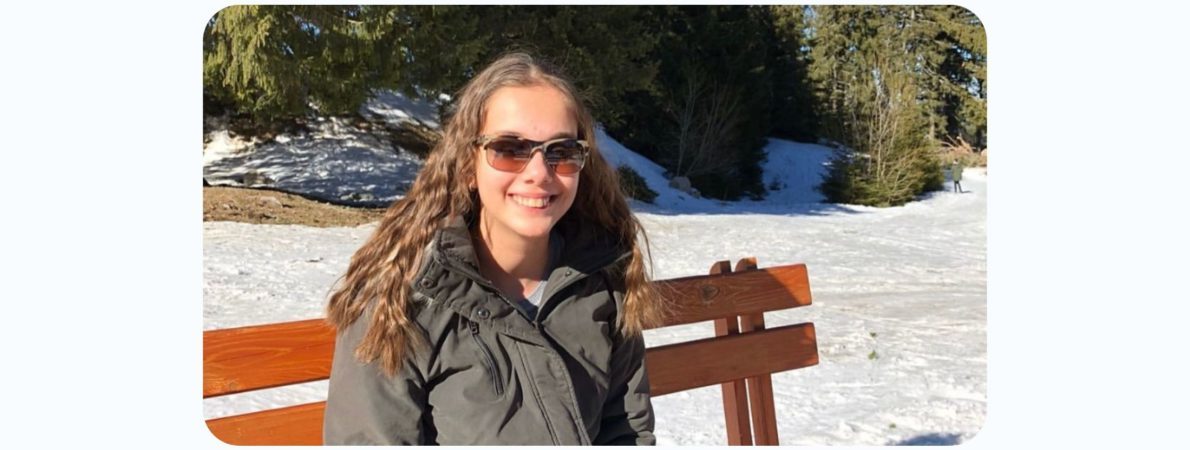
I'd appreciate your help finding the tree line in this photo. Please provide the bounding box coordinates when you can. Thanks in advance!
[204,5,985,206]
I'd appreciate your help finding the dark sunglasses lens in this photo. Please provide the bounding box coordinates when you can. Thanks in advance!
[545,140,587,174]
[485,138,532,172]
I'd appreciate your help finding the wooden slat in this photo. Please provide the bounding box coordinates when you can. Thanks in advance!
[204,319,336,397]
[650,264,812,329]
[207,401,326,445]
[645,323,819,397]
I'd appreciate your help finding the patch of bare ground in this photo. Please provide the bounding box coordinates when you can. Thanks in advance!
[203,186,386,227]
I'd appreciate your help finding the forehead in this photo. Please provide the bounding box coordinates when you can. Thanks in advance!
[481,85,577,139]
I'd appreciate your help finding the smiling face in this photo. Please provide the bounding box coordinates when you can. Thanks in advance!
[474,84,580,246]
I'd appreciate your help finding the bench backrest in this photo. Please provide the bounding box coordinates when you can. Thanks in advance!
[204,258,817,445]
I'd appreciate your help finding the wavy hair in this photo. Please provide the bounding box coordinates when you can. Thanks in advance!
[326,52,663,376]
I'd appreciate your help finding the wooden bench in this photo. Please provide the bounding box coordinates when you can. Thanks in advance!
[204,257,818,445]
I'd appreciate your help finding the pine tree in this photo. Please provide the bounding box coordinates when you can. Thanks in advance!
[204,6,310,121]
[448,6,660,129]
[768,5,820,142]
[929,6,986,147]
[810,5,950,206]
[204,6,412,123]
[204,6,661,132]
[605,5,775,200]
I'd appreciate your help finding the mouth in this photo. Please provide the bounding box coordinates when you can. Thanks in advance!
[510,194,555,209]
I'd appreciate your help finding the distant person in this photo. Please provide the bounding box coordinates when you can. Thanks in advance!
[322,53,661,445]
[950,161,963,193]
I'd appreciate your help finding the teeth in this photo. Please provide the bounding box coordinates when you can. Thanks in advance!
[512,195,551,208]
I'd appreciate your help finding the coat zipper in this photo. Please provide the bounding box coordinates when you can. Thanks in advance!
[535,326,594,445]
[467,319,504,396]
[434,246,625,443]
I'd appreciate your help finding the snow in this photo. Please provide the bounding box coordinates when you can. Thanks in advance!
[203,94,986,445]
[360,89,447,129]
[203,91,438,205]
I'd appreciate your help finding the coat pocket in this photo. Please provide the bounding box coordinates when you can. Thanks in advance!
[466,318,505,396]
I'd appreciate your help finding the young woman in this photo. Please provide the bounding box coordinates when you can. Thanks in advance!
[322,53,663,445]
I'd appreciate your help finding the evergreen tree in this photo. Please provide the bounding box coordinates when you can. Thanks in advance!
[810,5,950,206]
[768,5,820,142]
[204,6,311,120]
[424,6,659,129]
[929,6,986,147]
[606,5,775,200]
[204,6,659,132]
[204,6,402,122]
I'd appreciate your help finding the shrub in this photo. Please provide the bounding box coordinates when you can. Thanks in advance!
[940,136,986,168]
[617,166,658,204]
[819,142,943,207]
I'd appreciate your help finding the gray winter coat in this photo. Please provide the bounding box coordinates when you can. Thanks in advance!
[323,215,656,445]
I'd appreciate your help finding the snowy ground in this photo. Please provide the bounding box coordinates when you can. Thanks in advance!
[203,92,986,445]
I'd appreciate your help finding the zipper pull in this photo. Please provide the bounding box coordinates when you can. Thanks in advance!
[468,319,479,335]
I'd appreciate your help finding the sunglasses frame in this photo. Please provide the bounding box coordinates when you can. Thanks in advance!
[474,134,590,175]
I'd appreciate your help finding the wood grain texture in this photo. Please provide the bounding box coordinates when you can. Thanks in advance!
[204,319,336,397]
[650,264,812,329]
[645,323,819,397]
[207,401,326,445]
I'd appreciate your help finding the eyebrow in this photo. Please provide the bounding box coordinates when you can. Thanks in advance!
[489,131,577,140]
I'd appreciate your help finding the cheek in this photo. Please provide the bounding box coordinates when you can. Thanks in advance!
[562,177,581,207]
[474,168,505,204]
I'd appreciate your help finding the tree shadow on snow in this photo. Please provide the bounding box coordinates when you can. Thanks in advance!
[889,433,964,445]
[629,199,866,218]
[204,138,423,208]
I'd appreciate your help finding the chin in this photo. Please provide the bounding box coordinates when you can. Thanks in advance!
[510,220,558,240]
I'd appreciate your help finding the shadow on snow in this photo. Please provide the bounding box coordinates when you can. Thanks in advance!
[889,432,964,446]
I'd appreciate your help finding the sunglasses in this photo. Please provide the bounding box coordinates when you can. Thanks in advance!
[475,135,590,175]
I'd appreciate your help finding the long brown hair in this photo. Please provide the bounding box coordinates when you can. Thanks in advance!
[326,52,663,376]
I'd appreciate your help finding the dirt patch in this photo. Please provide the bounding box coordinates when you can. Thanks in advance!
[204,186,386,227]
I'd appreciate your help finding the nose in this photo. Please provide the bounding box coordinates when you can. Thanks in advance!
[520,148,554,182]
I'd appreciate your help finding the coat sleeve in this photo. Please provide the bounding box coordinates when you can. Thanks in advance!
[323,312,430,445]
[593,284,657,445]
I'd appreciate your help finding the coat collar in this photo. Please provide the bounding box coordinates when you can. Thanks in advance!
[431,212,629,280]
[417,212,630,338]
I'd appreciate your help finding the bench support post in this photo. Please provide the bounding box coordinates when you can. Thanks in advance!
[711,260,753,445]
[735,258,780,445]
